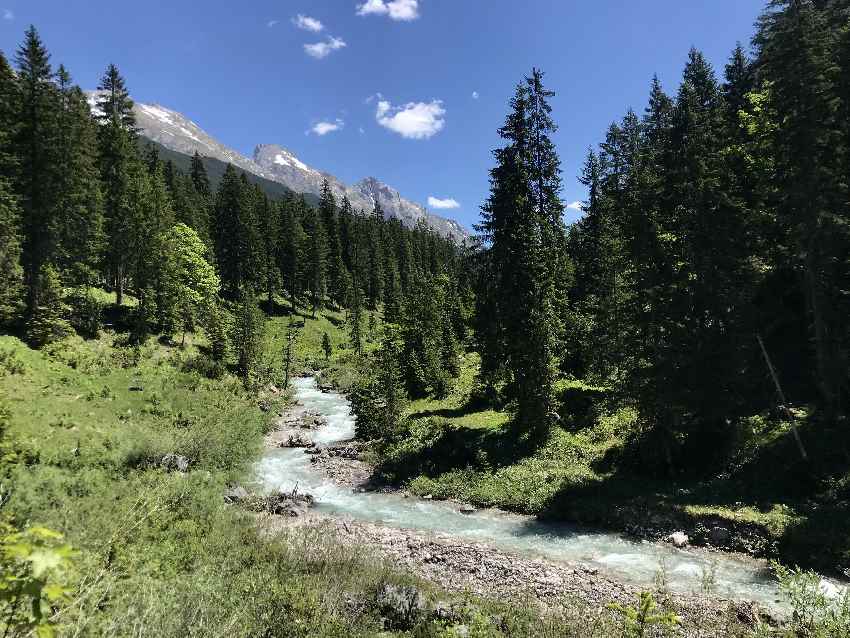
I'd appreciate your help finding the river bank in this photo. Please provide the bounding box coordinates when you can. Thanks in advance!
[259,512,768,636]
[254,377,803,635]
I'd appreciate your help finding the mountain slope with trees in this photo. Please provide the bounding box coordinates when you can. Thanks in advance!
[2,1,850,634]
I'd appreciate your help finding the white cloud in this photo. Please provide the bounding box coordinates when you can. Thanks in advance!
[428,196,460,210]
[356,0,419,21]
[358,126,366,134]
[471,91,479,100]
[293,14,324,32]
[375,98,445,139]
[267,19,279,28]
[309,119,344,136]
[2,9,13,20]
[566,201,583,211]
[304,36,346,59]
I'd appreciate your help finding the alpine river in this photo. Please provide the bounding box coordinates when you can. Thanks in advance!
[254,377,796,608]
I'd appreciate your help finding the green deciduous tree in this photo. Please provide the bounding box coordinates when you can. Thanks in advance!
[160,223,221,346]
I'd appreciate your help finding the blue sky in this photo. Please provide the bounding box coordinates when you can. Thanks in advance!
[1,1,766,229]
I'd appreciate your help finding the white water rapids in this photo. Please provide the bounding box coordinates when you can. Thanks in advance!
[254,377,794,607]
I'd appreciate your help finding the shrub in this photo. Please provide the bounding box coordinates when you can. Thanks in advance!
[0,523,75,637]
[767,563,850,637]
[607,591,681,637]
[25,265,72,348]
[0,349,25,376]
[67,287,104,339]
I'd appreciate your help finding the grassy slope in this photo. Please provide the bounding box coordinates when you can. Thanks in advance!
[3,301,652,637]
[0,328,394,636]
[375,353,850,577]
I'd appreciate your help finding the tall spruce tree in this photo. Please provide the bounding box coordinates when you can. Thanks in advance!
[95,63,138,305]
[303,201,327,317]
[15,26,59,314]
[755,0,848,418]
[476,69,566,430]
[318,179,347,306]
[213,167,261,297]
[366,201,384,309]
[278,196,306,313]
[54,66,104,287]
[0,51,24,325]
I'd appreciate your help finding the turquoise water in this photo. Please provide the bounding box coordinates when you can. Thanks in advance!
[254,377,803,607]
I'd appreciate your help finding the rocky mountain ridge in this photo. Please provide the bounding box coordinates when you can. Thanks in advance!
[87,92,468,241]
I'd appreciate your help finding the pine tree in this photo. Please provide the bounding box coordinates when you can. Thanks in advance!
[278,196,306,313]
[95,63,138,305]
[476,69,565,430]
[350,322,406,440]
[0,51,20,181]
[322,332,332,360]
[184,151,212,241]
[0,52,24,326]
[233,287,265,387]
[54,66,104,287]
[366,201,384,309]
[122,162,174,332]
[303,202,327,317]
[257,193,280,305]
[15,26,59,315]
[24,264,71,347]
[213,167,261,297]
[338,195,355,273]
[0,180,23,327]
[318,179,346,306]
[755,0,847,417]
[188,151,208,193]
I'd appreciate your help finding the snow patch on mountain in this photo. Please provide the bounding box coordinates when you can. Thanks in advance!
[273,151,314,174]
[84,91,469,241]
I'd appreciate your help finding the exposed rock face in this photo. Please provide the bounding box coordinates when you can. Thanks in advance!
[85,91,469,241]
[253,145,468,242]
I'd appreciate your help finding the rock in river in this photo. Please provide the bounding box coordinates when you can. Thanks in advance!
[667,531,690,548]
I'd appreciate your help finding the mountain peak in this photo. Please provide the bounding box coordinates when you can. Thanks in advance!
[253,144,317,175]
[112,94,469,241]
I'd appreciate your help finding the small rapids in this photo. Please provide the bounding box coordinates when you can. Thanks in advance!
[254,377,789,606]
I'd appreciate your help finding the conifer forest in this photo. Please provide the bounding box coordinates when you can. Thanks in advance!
[1,2,850,636]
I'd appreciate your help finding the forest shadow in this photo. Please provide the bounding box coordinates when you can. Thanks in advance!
[537,418,850,574]
[260,298,292,317]
[325,314,345,327]
[408,405,475,420]
[378,414,549,484]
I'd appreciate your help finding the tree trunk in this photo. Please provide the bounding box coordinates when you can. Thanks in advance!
[116,268,123,307]
[804,242,838,419]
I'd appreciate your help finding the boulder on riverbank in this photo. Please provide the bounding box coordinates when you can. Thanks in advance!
[257,489,315,517]
[280,432,315,448]
[668,531,690,548]
[224,484,249,504]
[225,485,315,517]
